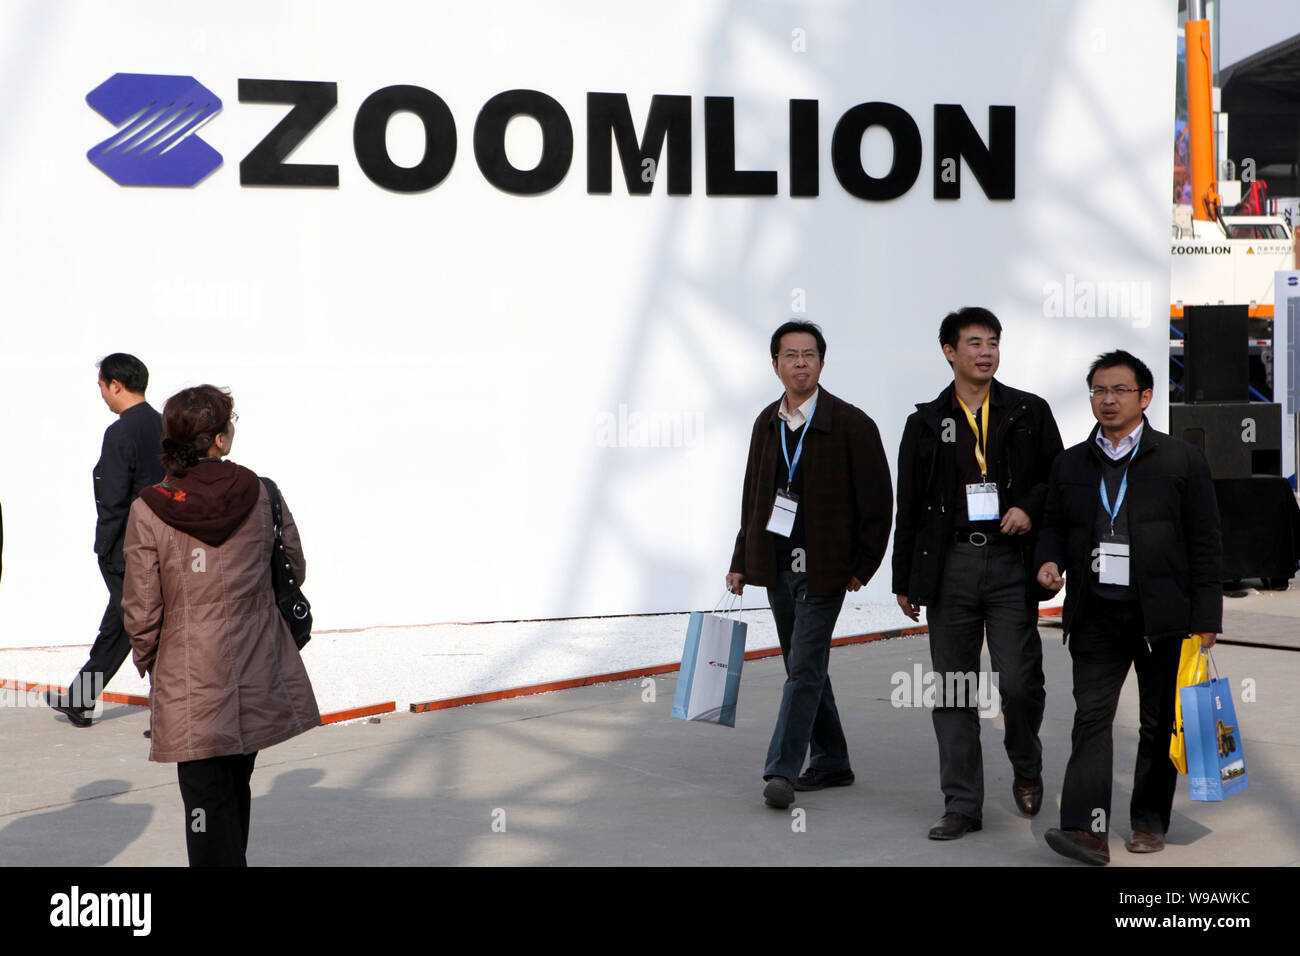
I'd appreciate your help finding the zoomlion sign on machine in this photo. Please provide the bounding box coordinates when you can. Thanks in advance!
[1170,213,1295,317]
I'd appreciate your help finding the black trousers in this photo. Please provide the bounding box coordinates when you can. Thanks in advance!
[1059,598,1182,835]
[177,752,259,867]
[926,540,1045,818]
[70,559,130,711]
[763,568,849,781]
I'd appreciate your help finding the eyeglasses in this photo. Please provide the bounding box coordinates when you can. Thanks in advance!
[779,350,820,362]
[1088,386,1143,398]
[229,412,239,424]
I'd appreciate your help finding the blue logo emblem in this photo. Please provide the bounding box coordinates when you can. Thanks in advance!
[1289,276,1298,287]
[87,73,222,186]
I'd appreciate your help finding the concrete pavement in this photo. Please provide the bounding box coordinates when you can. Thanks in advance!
[2,587,1297,866]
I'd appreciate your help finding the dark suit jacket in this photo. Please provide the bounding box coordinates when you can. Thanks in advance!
[1034,417,1223,641]
[730,387,893,596]
[891,378,1063,605]
[93,402,165,571]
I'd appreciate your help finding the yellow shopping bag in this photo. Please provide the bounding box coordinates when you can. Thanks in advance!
[1169,636,1210,774]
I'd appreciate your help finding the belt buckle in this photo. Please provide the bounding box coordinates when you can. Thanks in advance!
[968,531,988,547]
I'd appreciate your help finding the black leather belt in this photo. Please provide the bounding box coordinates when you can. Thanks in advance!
[953,529,1010,546]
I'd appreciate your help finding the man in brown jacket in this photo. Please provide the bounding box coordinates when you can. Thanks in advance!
[727,321,893,809]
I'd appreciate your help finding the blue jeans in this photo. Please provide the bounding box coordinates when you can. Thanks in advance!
[763,568,849,781]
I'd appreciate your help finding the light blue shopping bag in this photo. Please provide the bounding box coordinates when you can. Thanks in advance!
[672,593,747,727]
[1180,652,1249,802]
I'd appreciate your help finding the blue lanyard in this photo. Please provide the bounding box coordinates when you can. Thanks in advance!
[780,395,818,491]
[1099,441,1140,531]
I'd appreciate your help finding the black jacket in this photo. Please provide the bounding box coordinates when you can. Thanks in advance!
[1033,417,1223,641]
[93,402,165,571]
[891,379,1063,605]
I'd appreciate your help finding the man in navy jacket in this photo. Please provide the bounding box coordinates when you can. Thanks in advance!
[47,353,164,727]
[1036,350,1222,865]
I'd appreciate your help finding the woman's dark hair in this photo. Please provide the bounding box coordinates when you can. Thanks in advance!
[160,385,235,476]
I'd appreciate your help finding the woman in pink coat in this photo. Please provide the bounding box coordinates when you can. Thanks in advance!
[123,384,320,866]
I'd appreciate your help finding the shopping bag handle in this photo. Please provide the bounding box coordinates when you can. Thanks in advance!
[713,589,745,620]
[1204,646,1220,682]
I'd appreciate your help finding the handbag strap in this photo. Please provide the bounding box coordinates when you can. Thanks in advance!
[260,476,284,535]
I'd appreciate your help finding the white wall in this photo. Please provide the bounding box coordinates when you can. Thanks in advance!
[0,0,1175,645]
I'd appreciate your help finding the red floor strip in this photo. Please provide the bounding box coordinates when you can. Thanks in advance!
[409,622,931,713]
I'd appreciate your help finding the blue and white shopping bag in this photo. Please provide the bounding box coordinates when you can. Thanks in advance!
[672,593,747,727]
[1180,652,1249,802]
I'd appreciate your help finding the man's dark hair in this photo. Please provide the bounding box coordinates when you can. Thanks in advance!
[938,307,1002,350]
[770,320,827,361]
[97,353,149,393]
[1087,350,1154,392]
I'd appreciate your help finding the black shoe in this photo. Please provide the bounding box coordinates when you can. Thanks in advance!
[1045,827,1110,865]
[142,728,152,739]
[1012,775,1044,815]
[928,812,982,840]
[763,776,795,809]
[44,690,93,728]
[794,768,855,791]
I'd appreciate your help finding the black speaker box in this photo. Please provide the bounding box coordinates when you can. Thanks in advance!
[1214,477,1300,584]
[1183,304,1249,402]
[1170,402,1282,479]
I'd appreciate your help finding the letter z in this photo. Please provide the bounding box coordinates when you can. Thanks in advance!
[239,79,339,186]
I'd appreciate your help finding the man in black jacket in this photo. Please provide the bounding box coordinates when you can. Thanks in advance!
[1037,350,1221,865]
[893,307,1063,839]
[47,354,165,727]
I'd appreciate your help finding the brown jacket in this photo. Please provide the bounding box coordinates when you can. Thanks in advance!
[730,388,894,595]
[123,481,321,762]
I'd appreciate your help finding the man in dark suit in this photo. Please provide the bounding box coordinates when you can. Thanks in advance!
[1036,350,1221,865]
[47,353,165,727]
[892,307,1064,839]
[727,320,893,809]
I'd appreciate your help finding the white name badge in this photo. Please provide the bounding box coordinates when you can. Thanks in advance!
[1098,536,1130,587]
[965,482,1000,521]
[766,490,799,536]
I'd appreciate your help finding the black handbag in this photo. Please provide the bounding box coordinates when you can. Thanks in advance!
[259,477,312,649]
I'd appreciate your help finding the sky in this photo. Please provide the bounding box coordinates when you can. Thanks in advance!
[1220,0,1300,68]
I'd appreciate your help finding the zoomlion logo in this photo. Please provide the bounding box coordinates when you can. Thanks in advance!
[706,660,728,669]
[86,73,223,186]
[84,72,1016,199]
